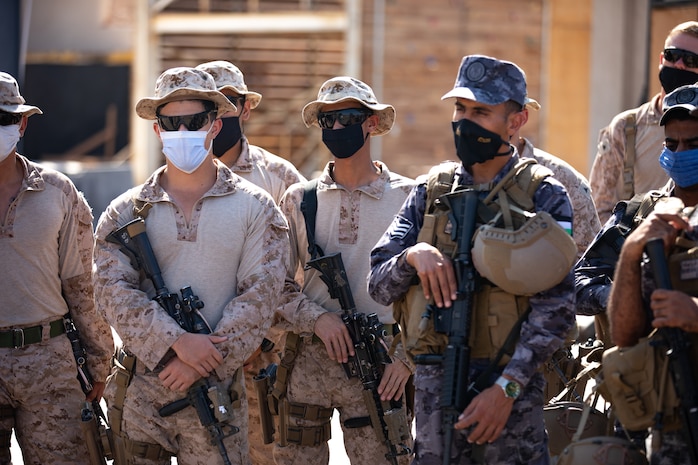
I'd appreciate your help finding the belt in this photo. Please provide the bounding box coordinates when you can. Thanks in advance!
[0,318,65,348]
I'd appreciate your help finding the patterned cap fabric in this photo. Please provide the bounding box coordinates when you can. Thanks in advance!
[441,55,539,110]
[195,61,262,109]
[660,83,698,125]
[135,67,237,120]
[0,72,42,117]
[302,76,395,136]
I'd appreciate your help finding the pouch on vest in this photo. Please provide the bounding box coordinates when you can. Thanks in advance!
[598,331,681,432]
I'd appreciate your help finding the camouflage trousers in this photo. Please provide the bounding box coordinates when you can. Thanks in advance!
[413,364,549,465]
[104,367,249,465]
[651,431,692,465]
[273,336,412,465]
[244,344,282,465]
[0,334,91,465]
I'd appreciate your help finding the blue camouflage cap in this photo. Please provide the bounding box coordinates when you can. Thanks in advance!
[660,83,698,125]
[441,55,540,110]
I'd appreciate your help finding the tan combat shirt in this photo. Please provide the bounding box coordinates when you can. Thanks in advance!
[230,137,306,204]
[589,94,668,224]
[279,161,415,335]
[0,155,113,381]
[93,161,289,380]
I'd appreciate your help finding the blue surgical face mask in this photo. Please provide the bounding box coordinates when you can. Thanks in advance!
[659,146,698,188]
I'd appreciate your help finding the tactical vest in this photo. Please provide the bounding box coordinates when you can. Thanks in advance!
[394,158,552,364]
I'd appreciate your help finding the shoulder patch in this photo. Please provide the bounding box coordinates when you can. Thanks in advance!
[389,215,414,240]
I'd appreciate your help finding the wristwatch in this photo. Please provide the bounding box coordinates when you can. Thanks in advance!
[495,376,521,399]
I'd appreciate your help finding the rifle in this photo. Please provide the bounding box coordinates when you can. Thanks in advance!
[413,189,483,465]
[645,237,698,465]
[63,315,113,465]
[307,252,412,464]
[107,218,238,465]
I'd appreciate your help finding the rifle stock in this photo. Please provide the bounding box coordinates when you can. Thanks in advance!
[645,238,698,465]
[307,252,411,463]
[107,218,236,465]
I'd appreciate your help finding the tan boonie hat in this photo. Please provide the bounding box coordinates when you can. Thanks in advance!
[0,72,42,117]
[302,76,395,136]
[195,61,262,110]
[135,67,236,120]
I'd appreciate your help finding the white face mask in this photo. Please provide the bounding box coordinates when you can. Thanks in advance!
[160,127,212,174]
[0,123,21,162]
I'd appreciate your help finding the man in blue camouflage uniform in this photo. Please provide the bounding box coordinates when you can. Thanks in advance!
[367,55,576,465]
[608,83,698,465]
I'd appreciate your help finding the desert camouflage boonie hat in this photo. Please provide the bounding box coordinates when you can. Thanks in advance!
[195,61,262,109]
[302,76,395,136]
[441,55,539,110]
[135,67,236,120]
[660,83,698,125]
[0,72,42,117]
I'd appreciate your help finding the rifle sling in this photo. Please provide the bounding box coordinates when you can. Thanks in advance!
[300,179,323,260]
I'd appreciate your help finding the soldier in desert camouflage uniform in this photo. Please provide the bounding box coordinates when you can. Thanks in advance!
[590,21,698,224]
[93,66,289,465]
[274,76,415,465]
[195,60,306,465]
[368,55,576,465]
[0,71,114,465]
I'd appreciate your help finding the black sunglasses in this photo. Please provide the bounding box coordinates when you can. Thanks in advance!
[317,108,373,129]
[664,48,698,69]
[156,110,213,131]
[0,112,22,126]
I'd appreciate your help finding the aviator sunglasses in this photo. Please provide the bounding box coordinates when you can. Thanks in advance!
[664,48,698,69]
[156,109,213,131]
[317,108,373,129]
[0,112,22,126]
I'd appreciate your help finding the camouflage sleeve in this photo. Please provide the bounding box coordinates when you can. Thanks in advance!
[276,183,329,335]
[574,205,627,316]
[213,197,290,380]
[503,179,576,387]
[60,188,114,382]
[570,178,601,259]
[94,197,187,371]
[367,183,426,306]
[590,116,627,224]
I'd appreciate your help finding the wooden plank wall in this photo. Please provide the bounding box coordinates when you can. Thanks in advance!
[158,0,546,180]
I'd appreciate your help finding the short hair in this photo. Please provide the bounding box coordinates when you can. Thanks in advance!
[504,100,524,116]
[666,21,698,46]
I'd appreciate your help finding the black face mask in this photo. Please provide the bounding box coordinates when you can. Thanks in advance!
[321,124,368,159]
[213,116,243,157]
[659,66,698,94]
[451,119,509,167]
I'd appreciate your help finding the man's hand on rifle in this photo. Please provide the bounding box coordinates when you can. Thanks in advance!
[453,382,515,445]
[406,243,457,308]
[159,357,202,392]
[171,332,227,377]
[378,358,411,401]
[313,312,354,363]
[86,381,106,402]
[651,289,698,332]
